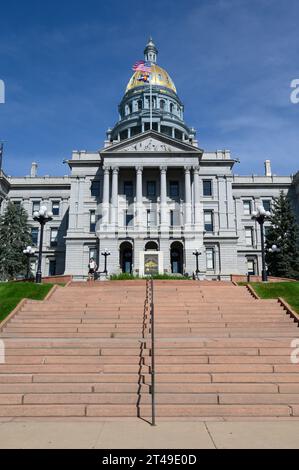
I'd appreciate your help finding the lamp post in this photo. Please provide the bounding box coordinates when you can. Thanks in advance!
[33,206,53,283]
[268,244,280,254]
[193,249,201,279]
[101,249,111,275]
[251,205,271,282]
[23,246,36,280]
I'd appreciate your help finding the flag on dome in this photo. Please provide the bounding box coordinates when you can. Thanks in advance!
[132,60,152,73]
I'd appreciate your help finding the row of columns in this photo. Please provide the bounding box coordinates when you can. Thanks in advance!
[101,165,201,228]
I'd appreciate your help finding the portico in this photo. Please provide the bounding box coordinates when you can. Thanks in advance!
[95,131,204,275]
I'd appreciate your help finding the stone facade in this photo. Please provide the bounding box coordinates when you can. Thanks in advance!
[0,40,298,280]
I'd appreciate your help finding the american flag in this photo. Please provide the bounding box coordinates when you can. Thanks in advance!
[132,60,152,73]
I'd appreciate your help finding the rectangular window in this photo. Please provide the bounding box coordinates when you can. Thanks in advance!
[89,247,97,261]
[91,180,100,197]
[13,201,21,207]
[125,210,134,227]
[49,259,56,276]
[124,181,133,198]
[90,210,96,233]
[243,200,252,216]
[147,181,156,198]
[169,181,179,198]
[262,200,271,212]
[204,210,214,232]
[52,201,60,216]
[32,201,40,215]
[245,227,253,246]
[247,259,255,275]
[31,227,39,246]
[170,210,174,227]
[203,180,212,197]
[206,248,215,270]
[50,228,58,247]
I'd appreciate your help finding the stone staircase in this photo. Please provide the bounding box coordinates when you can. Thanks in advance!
[0,280,299,419]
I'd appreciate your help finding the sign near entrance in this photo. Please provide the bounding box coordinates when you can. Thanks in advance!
[144,253,159,275]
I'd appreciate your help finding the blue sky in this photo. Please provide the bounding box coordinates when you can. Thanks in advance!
[0,0,298,177]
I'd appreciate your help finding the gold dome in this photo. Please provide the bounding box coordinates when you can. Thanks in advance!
[126,64,177,93]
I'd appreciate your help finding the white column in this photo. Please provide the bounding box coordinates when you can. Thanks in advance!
[160,166,168,228]
[193,166,202,229]
[111,167,119,226]
[184,166,192,227]
[135,166,143,227]
[102,166,110,226]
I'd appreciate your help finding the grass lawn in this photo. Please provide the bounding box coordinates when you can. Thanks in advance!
[250,282,299,314]
[0,282,54,322]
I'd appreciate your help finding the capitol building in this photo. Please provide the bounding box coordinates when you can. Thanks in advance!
[0,39,298,280]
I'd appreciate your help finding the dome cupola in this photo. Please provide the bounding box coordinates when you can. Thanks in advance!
[108,39,197,146]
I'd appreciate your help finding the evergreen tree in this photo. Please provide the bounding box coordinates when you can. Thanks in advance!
[265,191,299,279]
[0,201,32,280]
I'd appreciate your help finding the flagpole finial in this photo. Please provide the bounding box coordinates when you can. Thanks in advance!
[144,37,158,64]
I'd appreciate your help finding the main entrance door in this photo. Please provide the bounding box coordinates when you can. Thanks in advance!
[170,241,184,274]
[120,242,133,273]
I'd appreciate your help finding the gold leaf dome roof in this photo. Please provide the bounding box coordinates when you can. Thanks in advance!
[126,64,177,94]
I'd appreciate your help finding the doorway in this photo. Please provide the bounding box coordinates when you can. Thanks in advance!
[170,241,184,274]
[120,242,133,273]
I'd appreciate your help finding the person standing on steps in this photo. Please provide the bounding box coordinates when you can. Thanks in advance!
[88,257,97,281]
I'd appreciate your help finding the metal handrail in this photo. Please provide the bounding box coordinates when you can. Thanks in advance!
[150,277,156,426]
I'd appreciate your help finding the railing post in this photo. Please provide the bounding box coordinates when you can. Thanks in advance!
[150,277,156,426]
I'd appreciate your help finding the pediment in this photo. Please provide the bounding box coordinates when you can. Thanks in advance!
[101,130,202,155]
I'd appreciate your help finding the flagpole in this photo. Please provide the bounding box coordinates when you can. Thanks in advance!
[150,72,152,130]
[0,143,3,172]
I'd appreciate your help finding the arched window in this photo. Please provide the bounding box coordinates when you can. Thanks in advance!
[137,100,142,110]
[160,100,166,110]
[128,103,133,114]
[145,241,159,251]
[170,103,174,114]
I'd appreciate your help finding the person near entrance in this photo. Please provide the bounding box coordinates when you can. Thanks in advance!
[88,257,98,281]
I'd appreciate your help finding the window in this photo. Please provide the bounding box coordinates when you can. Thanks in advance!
[13,201,21,207]
[137,100,142,110]
[124,181,133,198]
[32,201,40,215]
[170,210,174,227]
[50,228,58,247]
[204,210,214,232]
[203,180,213,196]
[160,100,166,110]
[31,227,39,246]
[262,200,271,212]
[170,103,174,113]
[147,181,156,198]
[247,259,256,275]
[125,210,133,227]
[91,180,100,197]
[169,181,179,198]
[89,247,97,261]
[90,210,96,233]
[243,200,252,216]
[52,201,60,216]
[206,248,215,270]
[245,227,253,246]
[49,259,56,276]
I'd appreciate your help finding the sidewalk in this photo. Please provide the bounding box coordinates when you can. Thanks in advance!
[1,419,299,448]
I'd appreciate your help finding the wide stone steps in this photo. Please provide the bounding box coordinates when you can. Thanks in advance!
[1,281,299,418]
